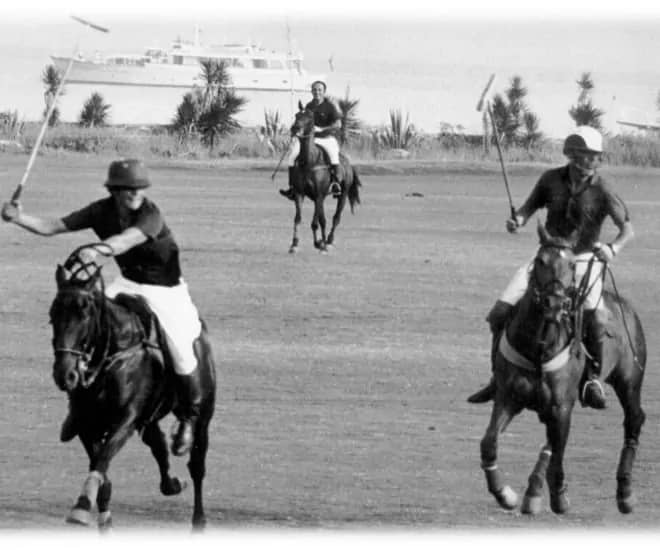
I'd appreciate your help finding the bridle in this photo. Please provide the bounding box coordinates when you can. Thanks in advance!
[52,243,115,389]
[52,285,111,389]
[290,110,314,139]
[529,243,577,322]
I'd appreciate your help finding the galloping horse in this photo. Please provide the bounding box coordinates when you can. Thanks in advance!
[478,225,646,515]
[49,244,216,530]
[288,102,362,253]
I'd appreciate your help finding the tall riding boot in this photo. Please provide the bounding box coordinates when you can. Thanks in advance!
[329,164,342,196]
[467,300,514,404]
[581,310,607,409]
[171,372,202,456]
[279,167,297,200]
[60,397,79,442]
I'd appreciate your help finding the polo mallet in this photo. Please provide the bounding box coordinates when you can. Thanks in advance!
[476,74,516,221]
[271,139,293,181]
[9,15,109,205]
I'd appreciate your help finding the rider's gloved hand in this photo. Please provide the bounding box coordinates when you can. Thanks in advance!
[1,201,20,223]
[506,215,524,234]
[593,242,616,263]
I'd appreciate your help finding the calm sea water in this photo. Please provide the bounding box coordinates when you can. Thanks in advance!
[0,15,658,137]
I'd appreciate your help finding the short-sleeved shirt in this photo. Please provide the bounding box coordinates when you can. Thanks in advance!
[61,196,182,286]
[518,165,630,253]
[305,98,340,138]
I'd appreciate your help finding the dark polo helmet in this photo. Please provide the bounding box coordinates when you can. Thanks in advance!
[104,158,151,189]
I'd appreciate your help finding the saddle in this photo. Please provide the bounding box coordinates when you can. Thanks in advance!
[111,293,172,372]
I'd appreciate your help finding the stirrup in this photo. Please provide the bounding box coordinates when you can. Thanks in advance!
[279,188,295,200]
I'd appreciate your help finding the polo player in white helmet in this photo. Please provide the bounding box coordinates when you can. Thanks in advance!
[468,126,634,410]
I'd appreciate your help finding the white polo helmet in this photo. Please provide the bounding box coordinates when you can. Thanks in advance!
[563,126,603,154]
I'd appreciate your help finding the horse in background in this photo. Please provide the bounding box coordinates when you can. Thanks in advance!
[288,102,362,254]
[49,244,216,530]
[477,225,646,515]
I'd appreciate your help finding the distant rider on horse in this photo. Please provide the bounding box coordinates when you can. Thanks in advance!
[468,126,634,410]
[280,80,343,200]
[2,159,203,456]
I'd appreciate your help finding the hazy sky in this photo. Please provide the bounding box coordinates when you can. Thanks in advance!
[1,1,659,136]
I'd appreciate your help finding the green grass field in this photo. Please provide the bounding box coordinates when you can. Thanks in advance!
[2,152,660,530]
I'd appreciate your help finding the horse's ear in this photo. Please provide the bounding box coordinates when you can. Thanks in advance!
[55,264,69,288]
[298,100,304,112]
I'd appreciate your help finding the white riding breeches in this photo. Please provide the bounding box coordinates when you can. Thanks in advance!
[288,136,340,166]
[499,251,605,311]
[105,275,202,375]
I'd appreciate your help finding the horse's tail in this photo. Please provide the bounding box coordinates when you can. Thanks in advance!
[348,167,362,213]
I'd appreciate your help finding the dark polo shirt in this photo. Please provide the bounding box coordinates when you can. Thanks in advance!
[306,98,340,138]
[61,196,182,286]
[518,165,629,254]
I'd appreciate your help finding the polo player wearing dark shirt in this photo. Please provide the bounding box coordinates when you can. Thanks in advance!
[280,80,343,200]
[2,159,203,456]
[468,126,634,410]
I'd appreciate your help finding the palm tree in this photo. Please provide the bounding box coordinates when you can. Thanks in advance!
[569,101,605,130]
[172,91,202,140]
[197,59,231,110]
[336,86,361,146]
[78,92,111,127]
[576,72,595,104]
[197,89,246,150]
[172,59,246,149]
[521,112,543,151]
[569,72,604,130]
[41,64,64,127]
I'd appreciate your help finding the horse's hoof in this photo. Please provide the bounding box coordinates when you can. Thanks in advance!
[495,485,518,510]
[550,492,570,514]
[319,248,328,255]
[161,477,186,496]
[521,494,544,515]
[98,511,113,532]
[289,246,298,254]
[617,494,636,514]
[66,507,93,526]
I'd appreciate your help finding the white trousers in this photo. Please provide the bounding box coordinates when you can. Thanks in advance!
[499,251,605,311]
[106,275,202,375]
[288,136,340,166]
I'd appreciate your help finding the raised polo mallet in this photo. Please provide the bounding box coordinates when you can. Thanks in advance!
[476,74,516,221]
[9,15,109,204]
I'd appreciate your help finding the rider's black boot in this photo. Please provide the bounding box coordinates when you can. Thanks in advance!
[279,167,296,200]
[467,300,514,404]
[329,164,342,197]
[581,310,607,410]
[171,371,202,456]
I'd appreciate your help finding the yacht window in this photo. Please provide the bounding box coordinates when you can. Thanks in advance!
[253,59,268,69]
[173,55,183,65]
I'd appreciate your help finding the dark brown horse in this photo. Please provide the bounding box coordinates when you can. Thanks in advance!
[477,225,646,515]
[288,102,361,253]
[49,244,216,530]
